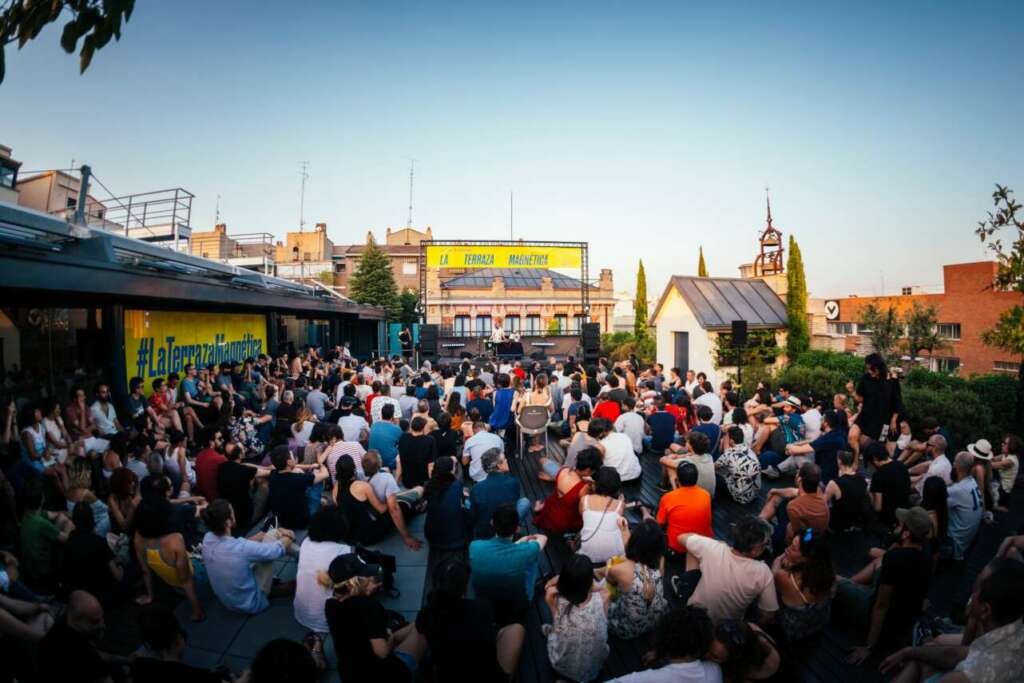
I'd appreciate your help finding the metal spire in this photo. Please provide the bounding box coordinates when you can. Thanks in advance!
[765,186,773,228]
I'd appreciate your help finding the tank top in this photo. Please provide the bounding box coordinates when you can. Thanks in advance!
[534,468,587,534]
[336,482,376,544]
[579,496,625,564]
[777,572,831,642]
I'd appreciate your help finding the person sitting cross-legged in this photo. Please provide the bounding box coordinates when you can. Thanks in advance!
[468,447,531,540]
[661,431,716,499]
[714,425,762,504]
[656,461,713,559]
[878,557,1024,683]
[758,462,829,552]
[201,498,295,614]
[469,503,548,626]
[415,557,526,682]
[675,516,778,625]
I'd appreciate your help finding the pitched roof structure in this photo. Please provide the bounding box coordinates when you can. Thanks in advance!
[441,267,594,290]
[651,276,788,330]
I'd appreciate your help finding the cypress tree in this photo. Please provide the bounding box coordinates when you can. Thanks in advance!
[348,235,400,318]
[785,235,810,358]
[698,246,708,277]
[634,259,648,338]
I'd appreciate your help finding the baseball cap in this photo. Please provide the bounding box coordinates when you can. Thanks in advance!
[895,506,932,541]
[327,553,383,584]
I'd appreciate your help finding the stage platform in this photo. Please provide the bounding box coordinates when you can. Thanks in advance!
[436,333,582,363]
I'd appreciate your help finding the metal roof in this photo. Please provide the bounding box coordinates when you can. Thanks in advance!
[666,276,788,330]
[0,200,386,319]
[442,268,592,290]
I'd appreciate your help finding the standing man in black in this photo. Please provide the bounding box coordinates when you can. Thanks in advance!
[399,326,413,361]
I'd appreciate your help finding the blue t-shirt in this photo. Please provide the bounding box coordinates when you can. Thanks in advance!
[489,389,515,431]
[647,412,677,452]
[468,473,521,539]
[368,421,403,469]
[692,423,722,458]
[469,536,541,604]
[811,429,847,485]
[467,397,494,422]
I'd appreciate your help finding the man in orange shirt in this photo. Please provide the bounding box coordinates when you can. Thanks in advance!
[656,462,713,554]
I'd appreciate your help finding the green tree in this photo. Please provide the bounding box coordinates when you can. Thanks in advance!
[348,236,400,318]
[698,246,708,277]
[0,0,135,84]
[903,302,945,362]
[974,184,1024,420]
[396,289,422,325]
[785,236,809,358]
[546,318,562,334]
[633,259,648,338]
[858,302,902,362]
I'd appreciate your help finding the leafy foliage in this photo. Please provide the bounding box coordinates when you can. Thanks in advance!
[0,0,136,84]
[600,331,655,365]
[697,246,708,277]
[973,183,1024,422]
[712,329,780,370]
[546,318,562,334]
[858,302,902,362]
[348,237,400,318]
[903,302,946,361]
[785,236,809,358]
[791,350,865,378]
[634,259,648,338]
[395,289,421,325]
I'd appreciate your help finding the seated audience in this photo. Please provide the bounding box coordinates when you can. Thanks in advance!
[657,461,713,555]
[714,425,762,504]
[771,528,835,642]
[607,606,722,682]
[468,447,530,539]
[543,553,610,682]
[605,518,670,639]
[470,503,547,626]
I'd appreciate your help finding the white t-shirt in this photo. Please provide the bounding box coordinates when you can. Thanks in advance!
[369,470,401,503]
[685,535,778,624]
[997,454,1019,492]
[802,409,823,442]
[337,414,369,443]
[614,411,646,454]
[601,432,642,482]
[694,393,723,425]
[918,453,952,494]
[609,660,723,683]
[294,538,351,633]
[465,430,505,482]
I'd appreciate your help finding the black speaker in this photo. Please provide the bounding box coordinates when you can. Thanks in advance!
[419,324,439,360]
[731,320,748,348]
[582,323,601,363]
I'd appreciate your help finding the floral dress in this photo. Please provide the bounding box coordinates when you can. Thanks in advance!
[608,563,669,639]
[544,594,609,682]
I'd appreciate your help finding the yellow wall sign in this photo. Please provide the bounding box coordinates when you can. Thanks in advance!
[425,245,582,269]
[124,310,267,390]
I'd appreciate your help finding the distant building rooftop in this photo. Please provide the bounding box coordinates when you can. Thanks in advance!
[442,267,595,290]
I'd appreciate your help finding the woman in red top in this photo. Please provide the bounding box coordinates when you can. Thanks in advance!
[533,448,601,534]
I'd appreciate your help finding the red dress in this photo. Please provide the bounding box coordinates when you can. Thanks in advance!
[534,468,587,533]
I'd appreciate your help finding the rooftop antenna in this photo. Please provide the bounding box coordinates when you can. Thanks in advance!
[299,161,310,232]
[214,194,221,224]
[510,191,514,240]
[765,185,773,227]
[406,158,416,228]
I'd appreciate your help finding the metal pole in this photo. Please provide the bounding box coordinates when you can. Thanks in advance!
[73,165,91,226]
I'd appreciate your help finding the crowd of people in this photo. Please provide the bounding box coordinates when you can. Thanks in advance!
[0,345,1022,682]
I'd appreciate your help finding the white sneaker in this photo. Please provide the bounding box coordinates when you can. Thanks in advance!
[762,466,781,479]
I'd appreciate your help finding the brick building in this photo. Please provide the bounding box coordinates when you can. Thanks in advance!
[813,261,1021,376]
[337,226,431,295]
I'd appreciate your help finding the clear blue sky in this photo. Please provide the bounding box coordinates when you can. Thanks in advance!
[2,1,1022,299]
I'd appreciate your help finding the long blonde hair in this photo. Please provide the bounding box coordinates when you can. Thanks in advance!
[315,571,374,600]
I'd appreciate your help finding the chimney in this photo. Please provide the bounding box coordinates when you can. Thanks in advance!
[426,226,433,238]
[599,268,613,291]
[315,222,326,233]
[366,231,375,244]
[386,227,392,236]
[214,223,227,234]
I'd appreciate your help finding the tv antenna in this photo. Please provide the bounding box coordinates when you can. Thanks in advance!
[214,194,221,224]
[299,161,310,232]
[510,191,514,240]
[406,158,416,228]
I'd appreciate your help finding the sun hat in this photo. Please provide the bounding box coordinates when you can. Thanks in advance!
[967,439,994,460]
[785,396,802,408]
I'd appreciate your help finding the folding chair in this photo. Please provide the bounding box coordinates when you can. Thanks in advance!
[516,405,551,458]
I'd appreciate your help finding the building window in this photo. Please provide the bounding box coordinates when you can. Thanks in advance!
[0,165,15,189]
[402,261,417,275]
[292,246,299,261]
[525,315,541,335]
[827,322,855,336]
[571,315,585,333]
[993,360,1018,375]
[475,315,492,337]
[934,357,960,373]
[936,323,961,340]
[553,314,568,333]
[66,196,77,209]
[303,251,311,261]
[901,287,913,295]
[504,315,520,334]
[855,323,871,335]
[453,315,470,337]
[202,252,209,258]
